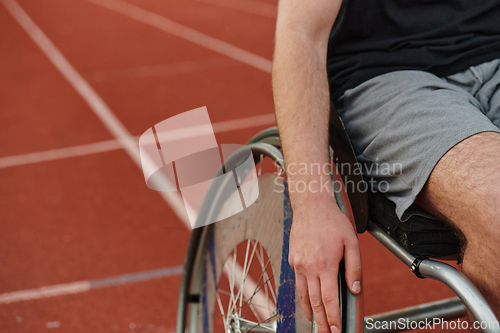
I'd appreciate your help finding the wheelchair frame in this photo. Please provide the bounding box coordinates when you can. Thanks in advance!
[176,127,499,333]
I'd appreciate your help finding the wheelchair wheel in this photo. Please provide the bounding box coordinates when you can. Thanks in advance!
[176,137,362,333]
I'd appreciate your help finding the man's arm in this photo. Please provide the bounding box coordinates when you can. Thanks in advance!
[272,1,362,332]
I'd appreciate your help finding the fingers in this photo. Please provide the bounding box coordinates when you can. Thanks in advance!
[344,238,362,295]
[295,273,313,321]
[319,272,341,333]
[308,277,337,333]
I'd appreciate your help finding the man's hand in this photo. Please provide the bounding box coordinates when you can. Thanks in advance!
[288,195,362,333]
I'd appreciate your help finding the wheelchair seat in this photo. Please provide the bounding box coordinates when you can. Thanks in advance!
[367,190,462,260]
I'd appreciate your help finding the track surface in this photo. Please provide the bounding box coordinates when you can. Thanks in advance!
[0,0,462,331]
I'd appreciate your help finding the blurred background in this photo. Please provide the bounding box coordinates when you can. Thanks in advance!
[0,0,458,331]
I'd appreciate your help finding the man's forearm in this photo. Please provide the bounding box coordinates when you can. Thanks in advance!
[273,29,339,211]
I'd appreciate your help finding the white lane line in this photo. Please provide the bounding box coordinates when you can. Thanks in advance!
[0,114,276,168]
[85,0,272,73]
[1,0,194,226]
[85,57,237,82]
[0,266,183,304]
[0,281,91,304]
[0,140,122,168]
[197,0,277,18]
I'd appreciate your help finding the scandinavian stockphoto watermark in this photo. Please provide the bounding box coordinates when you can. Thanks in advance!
[273,160,403,195]
[138,107,259,229]
[365,317,500,331]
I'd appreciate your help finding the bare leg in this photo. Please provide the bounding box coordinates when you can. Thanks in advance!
[417,132,500,322]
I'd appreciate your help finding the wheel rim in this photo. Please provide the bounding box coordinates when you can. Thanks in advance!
[177,139,359,333]
[198,174,289,333]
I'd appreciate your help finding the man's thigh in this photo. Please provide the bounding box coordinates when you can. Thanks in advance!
[416,131,500,243]
[335,67,500,221]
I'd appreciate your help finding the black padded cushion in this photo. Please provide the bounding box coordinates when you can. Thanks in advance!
[368,191,462,260]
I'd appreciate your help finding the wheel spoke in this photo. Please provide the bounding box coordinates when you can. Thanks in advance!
[255,246,277,306]
[232,239,260,314]
[224,254,239,325]
[240,240,252,315]
[215,241,278,333]
[216,293,227,332]
[241,273,275,320]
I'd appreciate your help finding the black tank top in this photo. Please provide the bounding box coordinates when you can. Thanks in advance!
[327,0,500,101]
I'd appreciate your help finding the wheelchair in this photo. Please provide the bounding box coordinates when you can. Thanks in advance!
[175,109,500,333]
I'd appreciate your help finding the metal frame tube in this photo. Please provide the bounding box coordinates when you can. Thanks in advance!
[367,221,499,332]
[365,297,465,333]
[419,260,499,330]
[367,221,415,267]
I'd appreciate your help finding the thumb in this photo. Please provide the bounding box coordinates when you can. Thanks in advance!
[344,240,362,294]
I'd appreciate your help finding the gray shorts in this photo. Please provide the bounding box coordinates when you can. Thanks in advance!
[335,58,500,221]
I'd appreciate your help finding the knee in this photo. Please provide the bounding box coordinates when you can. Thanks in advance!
[459,183,500,249]
[469,175,500,221]
[479,180,500,226]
